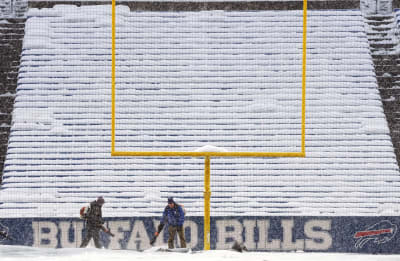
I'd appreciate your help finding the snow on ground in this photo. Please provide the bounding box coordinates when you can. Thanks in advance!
[0,245,400,261]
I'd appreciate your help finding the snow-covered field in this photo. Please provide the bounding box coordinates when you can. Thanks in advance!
[1,245,400,261]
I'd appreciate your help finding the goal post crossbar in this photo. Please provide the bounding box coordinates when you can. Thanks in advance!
[111,151,305,157]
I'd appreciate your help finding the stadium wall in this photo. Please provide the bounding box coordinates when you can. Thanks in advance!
[1,216,400,253]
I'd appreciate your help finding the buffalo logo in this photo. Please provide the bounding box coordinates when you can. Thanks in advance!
[354,220,397,249]
[0,222,12,241]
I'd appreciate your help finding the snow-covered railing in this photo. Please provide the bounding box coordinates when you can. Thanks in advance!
[361,0,392,16]
[0,0,27,18]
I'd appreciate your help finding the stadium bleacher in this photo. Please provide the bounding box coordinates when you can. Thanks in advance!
[0,5,399,218]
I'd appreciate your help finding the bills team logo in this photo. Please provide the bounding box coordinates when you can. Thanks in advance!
[0,222,12,241]
[354,220,397,249]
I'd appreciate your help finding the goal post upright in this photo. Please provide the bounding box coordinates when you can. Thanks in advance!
[302,0,307,155]
[111,0,307,250]
[111,0,116,154]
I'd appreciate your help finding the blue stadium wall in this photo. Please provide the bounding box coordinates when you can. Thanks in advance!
[1,216,400,253]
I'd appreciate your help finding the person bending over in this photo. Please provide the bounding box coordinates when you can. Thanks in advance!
[154,197,186,249]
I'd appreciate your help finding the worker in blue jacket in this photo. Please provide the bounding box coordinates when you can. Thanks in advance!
[154,197,186,249]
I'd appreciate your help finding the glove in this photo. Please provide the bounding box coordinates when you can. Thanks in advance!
[101,227,115,237]
[157,223,164,234]
[106,229,115,237]
[150,235,157,245]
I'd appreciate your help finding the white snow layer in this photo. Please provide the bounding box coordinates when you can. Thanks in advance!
[1,6,400,218]
[195,145,228,152]
[1,245,400,261]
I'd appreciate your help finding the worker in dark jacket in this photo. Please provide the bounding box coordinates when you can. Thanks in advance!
[80,196,113,248]
[154,197,186,249]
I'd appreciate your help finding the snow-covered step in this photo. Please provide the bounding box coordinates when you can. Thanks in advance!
[365,10,400,171]
[0,18,26,185]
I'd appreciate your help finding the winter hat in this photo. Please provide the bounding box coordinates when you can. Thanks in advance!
[97,196,105,205]
[168,197,174,204]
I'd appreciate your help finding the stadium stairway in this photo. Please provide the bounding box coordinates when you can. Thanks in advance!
[0,18,26,184]
[364,12,400,167]
[1,6,400,218]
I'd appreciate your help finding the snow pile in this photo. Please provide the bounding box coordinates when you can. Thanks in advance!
[1,6,399,218]
[195,145,228,152]
[1,245,400,261]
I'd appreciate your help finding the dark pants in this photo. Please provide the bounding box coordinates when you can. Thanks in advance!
[168,225,186,249]
[80,226,101,248]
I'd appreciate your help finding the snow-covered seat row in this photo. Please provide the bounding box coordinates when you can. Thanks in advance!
[0,5,399,218]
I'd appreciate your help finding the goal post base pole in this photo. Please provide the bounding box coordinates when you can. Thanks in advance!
[204,156,211,250]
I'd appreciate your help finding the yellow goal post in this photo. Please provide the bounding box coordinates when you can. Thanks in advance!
[111,0,307,250]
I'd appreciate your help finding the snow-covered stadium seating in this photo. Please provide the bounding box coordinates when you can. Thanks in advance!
[0,5,399,218]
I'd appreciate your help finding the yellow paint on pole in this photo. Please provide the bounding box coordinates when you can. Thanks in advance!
[204,156,211,250]
[110,1,307,251]
[111,0,116,153]
[111,151,305,158]
[302,0,307,155]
